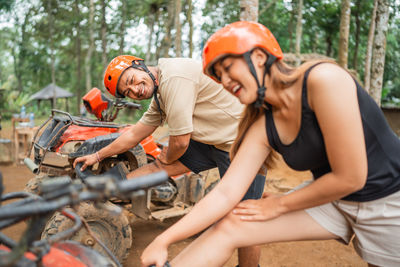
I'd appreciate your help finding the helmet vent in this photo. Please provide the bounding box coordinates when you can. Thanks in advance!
[108,75,112,81]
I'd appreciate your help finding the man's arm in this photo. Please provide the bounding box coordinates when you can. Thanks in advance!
[74,122,157,170]
[157,133,191,165]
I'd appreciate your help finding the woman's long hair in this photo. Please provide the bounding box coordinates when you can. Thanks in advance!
[230,58,336,172]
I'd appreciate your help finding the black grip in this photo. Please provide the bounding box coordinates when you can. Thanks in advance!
[118,171,168,194]
[126,102,142,110]
[148,262,171,267]
[74,162,94,180]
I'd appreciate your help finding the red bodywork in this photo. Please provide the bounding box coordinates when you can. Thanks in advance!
[82,88,110,120]
[56,124,161,160]
[0,245,87,267]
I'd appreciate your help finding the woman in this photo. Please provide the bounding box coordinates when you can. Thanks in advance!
[141,21,400,267]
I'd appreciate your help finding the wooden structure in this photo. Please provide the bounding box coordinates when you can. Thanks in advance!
[283,53,334,66]
[12,117,38,164]
[13,126,38,164]
[0,139,12,163]
[0,114,12,163]
[30,83,73,112]
[382,105,400,137]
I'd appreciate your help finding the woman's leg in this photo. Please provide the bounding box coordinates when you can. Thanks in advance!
[171,209,339,267]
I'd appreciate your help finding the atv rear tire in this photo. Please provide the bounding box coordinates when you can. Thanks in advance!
[41,201,132,264]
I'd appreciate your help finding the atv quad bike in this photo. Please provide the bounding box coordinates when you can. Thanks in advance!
[0,169,169,267]
[24,88,218,263]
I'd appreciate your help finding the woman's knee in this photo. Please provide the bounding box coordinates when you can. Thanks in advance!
[213,212,242,238]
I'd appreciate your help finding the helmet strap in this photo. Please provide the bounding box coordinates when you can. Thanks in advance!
[131,60,163,123]
[243,51,276,109]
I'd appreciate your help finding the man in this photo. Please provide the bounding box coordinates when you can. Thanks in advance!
[74,55,265,267]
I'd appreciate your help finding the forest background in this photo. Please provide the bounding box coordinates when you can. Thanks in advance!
[0,0,399,122]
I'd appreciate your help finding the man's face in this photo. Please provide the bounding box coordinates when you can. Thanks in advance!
[117,68,154,100]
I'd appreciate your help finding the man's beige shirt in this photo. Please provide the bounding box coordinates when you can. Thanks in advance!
[139,58,243,152]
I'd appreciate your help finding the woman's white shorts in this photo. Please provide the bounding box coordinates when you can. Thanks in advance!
[304,185,400,267]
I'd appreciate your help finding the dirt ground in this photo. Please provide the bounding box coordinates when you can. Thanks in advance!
[0,126,367,267]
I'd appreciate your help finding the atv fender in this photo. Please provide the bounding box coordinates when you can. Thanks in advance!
[69,133,147,167]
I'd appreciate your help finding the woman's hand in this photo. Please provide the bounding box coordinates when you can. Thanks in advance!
[141,237,169,267]
[232,192,286,221]
[73,154,98,171]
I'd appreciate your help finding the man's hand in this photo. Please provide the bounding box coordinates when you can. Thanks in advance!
[156,133,191,165]
[157,146,172,165]
[73,154,98,171]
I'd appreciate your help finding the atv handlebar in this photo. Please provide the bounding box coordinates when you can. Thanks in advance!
[149,262,171,267]
[0,171,168,266]
[0,171,168,220]
[124,101,142,110]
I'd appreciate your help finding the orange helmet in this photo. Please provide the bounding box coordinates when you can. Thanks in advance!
[103,55,144,97]
[203,21,283,82]
[104,55,163,121]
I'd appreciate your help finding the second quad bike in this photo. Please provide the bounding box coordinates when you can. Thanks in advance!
[0,170,169,267]
[24,88,218,263]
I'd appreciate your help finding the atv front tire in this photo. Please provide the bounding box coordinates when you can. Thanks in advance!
[41,201,132,264]
[24,175,49,195]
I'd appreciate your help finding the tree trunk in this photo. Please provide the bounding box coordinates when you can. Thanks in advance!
[101,0,108,83]
[154,12,163,60]
[352,0,362,71]
[364,0,378,92]
[370,0,390,106]
[74,0,82,114]
[288,1,296,53]
[12,9,31,96]
[326,35,333,57]
[338,0,351,69]
[85,0,94,93]
[185,0,194,57]
[161,1,175,58]
[259,0,278,15]
[240,0,258,21]
[11,47,23,96]
[119,0,126,55]
[47,0,56,108]
[295,0,303,66]
[145,4,157,62]
[174,0,182,57]
[47,0,55,85]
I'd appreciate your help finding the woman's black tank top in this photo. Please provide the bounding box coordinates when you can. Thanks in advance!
[265,64,400,201]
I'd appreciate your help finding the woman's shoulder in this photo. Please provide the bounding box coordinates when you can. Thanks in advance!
[306,62,351,87]
[303,62,357,110]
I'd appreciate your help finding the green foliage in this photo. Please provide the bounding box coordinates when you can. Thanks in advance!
[382,16,400,104]
[0,0,399,114]
[0,0,14,12]
[258,0,293,52]
[201,0,239,43]
[114,98,152,124]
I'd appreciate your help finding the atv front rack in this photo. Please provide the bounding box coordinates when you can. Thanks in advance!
[27,109,128,175]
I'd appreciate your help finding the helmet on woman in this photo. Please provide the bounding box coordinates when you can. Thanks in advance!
[203,21,283,81]
[202,21,283,108]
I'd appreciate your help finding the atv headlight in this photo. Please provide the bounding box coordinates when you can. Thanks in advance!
[59,141,83,154]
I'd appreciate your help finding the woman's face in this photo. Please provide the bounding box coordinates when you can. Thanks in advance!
[117,68,154,100]
[213,56,259,105]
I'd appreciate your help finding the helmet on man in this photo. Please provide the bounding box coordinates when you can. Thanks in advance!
[104,55,143,98]
[103,55,162,120]
[103,55,159,98]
